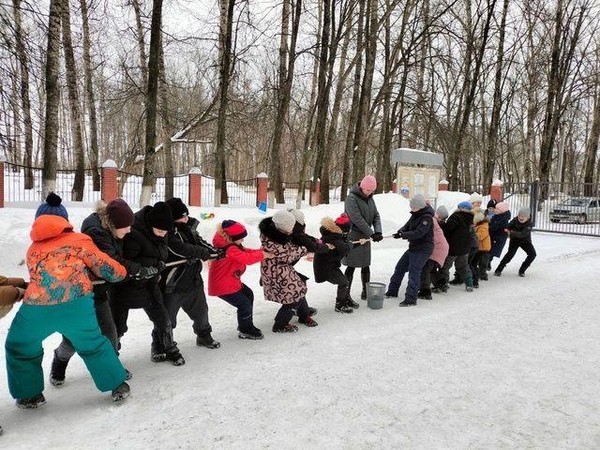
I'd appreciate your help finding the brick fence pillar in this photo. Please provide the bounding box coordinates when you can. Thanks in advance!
[392,178,397,193]
[438,179,449,192]
[0,160,5,208]
[101,159,118,203]
[188,167,202,207]
[310,178,321,206]
[490,179,503,202]
[256,172,268,208]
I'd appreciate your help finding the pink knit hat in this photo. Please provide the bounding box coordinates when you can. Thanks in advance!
[360,175,377,191]
[495,202,509,214]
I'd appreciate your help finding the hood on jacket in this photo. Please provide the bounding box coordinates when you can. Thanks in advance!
[212,224,235,249]
[320,217,344,235]
[259,217,291,244]
[30,215,73,242]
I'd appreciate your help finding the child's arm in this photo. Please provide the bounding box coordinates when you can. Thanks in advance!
[263,241,307,263]
[226,245,264,266]
[398,215,433,241]
[78,236,128,283]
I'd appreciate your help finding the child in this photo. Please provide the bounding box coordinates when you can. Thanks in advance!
[51,198,138,386]
[208,220,269,339]
[259,210,318,332]
[438,201,474,292]
[485,199,497,218]
[494,207,536,277]
[419,205,449,299]
[164,197,222,349]
[489,201,511,269]
[472,211,491,285]
[385,194,434,307]
[313,213,354,313]
[5,214,130,408]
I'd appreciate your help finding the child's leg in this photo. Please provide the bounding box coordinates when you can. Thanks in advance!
[386,250,410,296]
[455,254,473,287]
[404,251,430,303]
[478,252,489,278]
[470,252,480,285]
[273,302,297,328]
[496,240,519,273]
[518,242,537,274]
[219,284,254,333]
[5,304,55,399]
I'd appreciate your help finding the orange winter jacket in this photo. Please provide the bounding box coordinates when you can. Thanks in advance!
[475,221,491,252]
[24,215,127,306]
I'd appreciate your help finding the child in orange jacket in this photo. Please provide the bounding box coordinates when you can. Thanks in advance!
[472,211,491,287]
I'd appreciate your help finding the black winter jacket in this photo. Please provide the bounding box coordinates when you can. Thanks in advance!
[117,206,170,308]
[81,210,141,304]
[164,217,214,294]
[313,219,352,282]
[506,217,533,243]
[397,205,434,253]
[443,210,473,256]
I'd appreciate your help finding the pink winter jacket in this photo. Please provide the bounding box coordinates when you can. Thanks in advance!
[430,219,449,267]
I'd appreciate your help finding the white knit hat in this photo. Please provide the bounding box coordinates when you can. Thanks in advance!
[272,210,296,234]
[287,209,305,225]
[469,192,484,204]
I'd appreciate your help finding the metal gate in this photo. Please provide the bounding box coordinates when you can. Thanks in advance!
[503,181,600,237]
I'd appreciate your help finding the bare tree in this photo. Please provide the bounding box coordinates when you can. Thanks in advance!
[79,0,100,191]
[42,0,63,196]
[140,0,162,205]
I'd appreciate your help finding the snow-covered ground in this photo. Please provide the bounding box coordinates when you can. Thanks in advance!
[1,192,599,449]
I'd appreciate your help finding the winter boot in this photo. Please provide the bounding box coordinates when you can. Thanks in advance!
[49,352,68,387]
[360,271,370,300]
[417,289,432,300]
[335,298,354,314]
[111,382,131,402]
[465,277,474,292]
[449,277,463,285]
[346,295,360,309]
[238,326,264,340]
[398,300,417,307]
[295,307,318,317]
[125,369,133,381]
[385,291,398,298]
[272,323,299,333]
[431,284,449,293]
[150,342,167,362]
[165,350,186,366]
[494,270,502,277]
[16,393,46,409]
[518,272,525,277]
[298,316,318,327]
[196,334,221,349]
[480,273,489,281]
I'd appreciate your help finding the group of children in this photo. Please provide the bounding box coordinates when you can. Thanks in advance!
[0,186,537,419]
[384,192,537,307]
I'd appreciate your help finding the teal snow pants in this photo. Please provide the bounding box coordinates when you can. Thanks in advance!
[5,294,126,399]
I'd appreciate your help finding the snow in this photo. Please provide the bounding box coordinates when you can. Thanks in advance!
[1,192,600,448]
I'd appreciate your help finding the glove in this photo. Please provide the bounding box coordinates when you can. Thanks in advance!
[134,266,159,280]
[371,232,383,242]
[392,231,402,239]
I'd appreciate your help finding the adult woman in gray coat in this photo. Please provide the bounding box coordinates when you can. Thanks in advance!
[344,175,383,303]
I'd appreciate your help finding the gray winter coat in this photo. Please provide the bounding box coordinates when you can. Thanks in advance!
[343,183,382,267]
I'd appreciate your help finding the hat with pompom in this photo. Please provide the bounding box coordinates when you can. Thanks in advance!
[35,192,68,219]
[334,213,351,232]
[221,220,248,241]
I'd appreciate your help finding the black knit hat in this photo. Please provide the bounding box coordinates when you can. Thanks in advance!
[165,197,189,221]
[147,201,174,231]
[107,198,134,229]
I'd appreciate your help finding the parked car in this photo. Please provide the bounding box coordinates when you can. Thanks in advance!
[549,197,600,224]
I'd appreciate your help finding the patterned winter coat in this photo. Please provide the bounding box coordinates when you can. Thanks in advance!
[208,228,264,297]
[259,217,308,304]
[23,215,126,306]
[313,218,352,282]
[430,219,449,267]
[343,184,382,267]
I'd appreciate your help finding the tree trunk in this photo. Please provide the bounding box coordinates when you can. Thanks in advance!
[583,87,600,193]
[61,0,86,201]
[42,0,62,196]
[483,0,509,189]
[141,0,163,206]
[79,0,100,191]
[12,0,34,189]
[214,0,235,206]
[269,0,301,204]
[158,34,175,200]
